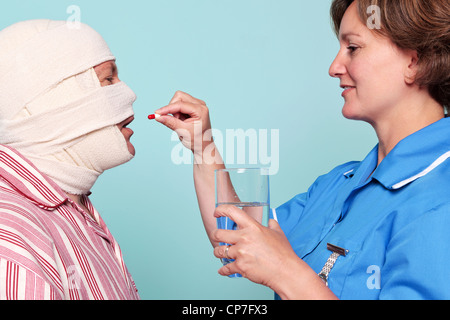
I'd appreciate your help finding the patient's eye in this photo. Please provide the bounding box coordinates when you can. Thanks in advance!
[94,61,119,87]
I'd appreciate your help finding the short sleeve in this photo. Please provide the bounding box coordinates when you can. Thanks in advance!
[380,202,450,299]
[274,192,309,238]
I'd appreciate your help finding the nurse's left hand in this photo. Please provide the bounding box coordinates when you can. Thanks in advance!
[211,204,300,291]
[212,205,338,300]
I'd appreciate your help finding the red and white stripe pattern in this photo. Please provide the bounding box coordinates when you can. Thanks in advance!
[0,145,139,300]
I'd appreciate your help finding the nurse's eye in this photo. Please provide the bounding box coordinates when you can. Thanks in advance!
[347,45,359,54]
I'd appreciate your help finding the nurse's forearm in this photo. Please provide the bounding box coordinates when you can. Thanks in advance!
[273,257,339,300]
[193,142,225,247]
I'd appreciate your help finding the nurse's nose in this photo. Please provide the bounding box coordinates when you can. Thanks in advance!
[329,51,346,79]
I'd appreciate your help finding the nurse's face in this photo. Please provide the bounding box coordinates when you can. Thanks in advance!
[329,2,415,126]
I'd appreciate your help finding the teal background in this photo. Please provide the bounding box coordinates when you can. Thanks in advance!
[1,0,376,299]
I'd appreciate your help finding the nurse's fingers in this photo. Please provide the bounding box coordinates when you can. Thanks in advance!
[154,101,202,131]
[154,115,186,132]
[213,245,235,260]
[214,204,255,229]
[211,228,240,246]
[218,262,239,277]
[154,101,202,120]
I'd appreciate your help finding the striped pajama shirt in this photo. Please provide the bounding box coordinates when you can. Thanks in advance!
[0,145,139,300]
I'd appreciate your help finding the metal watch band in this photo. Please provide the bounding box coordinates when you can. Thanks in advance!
[318,243,348,287]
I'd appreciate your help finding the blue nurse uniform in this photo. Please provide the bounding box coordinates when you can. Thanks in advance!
[274,117,450,299]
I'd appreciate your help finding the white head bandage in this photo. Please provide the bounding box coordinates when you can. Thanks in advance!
[0,20,136,195]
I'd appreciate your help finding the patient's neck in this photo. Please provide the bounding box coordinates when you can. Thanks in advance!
[67,193,94,219]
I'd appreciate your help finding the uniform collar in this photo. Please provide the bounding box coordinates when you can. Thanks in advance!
[0,145,68,209]
[372,118,450,189]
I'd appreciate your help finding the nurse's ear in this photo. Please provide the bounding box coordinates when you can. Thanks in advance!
[404,49,420,85]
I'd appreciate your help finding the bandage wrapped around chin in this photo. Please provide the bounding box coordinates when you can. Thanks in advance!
[0,20,136,195]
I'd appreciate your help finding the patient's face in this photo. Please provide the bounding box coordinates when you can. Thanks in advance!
[94,61,135,156]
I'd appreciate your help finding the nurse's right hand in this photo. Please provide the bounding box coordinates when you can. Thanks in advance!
[153,91,213,158]
[154,91,224,246]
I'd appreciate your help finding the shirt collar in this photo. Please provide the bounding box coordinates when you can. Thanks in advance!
[372,118,450,189]
[0,145,67,209]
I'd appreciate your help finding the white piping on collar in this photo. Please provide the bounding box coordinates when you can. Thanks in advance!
[343,169,355,177]
[392,151,450,189]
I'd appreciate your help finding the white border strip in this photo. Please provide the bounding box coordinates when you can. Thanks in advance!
[392,151,450,189]
[272,208,278,222]
[343,169,354,176]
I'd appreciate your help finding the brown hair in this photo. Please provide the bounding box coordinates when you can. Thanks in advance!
[330,0,450,107]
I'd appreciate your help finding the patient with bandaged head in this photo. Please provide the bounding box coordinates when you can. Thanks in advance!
[0,20,139,299]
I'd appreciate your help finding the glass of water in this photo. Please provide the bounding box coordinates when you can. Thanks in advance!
[215,168,270,278]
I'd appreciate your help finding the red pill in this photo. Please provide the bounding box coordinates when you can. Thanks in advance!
[148,114,160,120]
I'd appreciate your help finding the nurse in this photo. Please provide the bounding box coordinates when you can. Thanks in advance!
[154,0,450,299]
